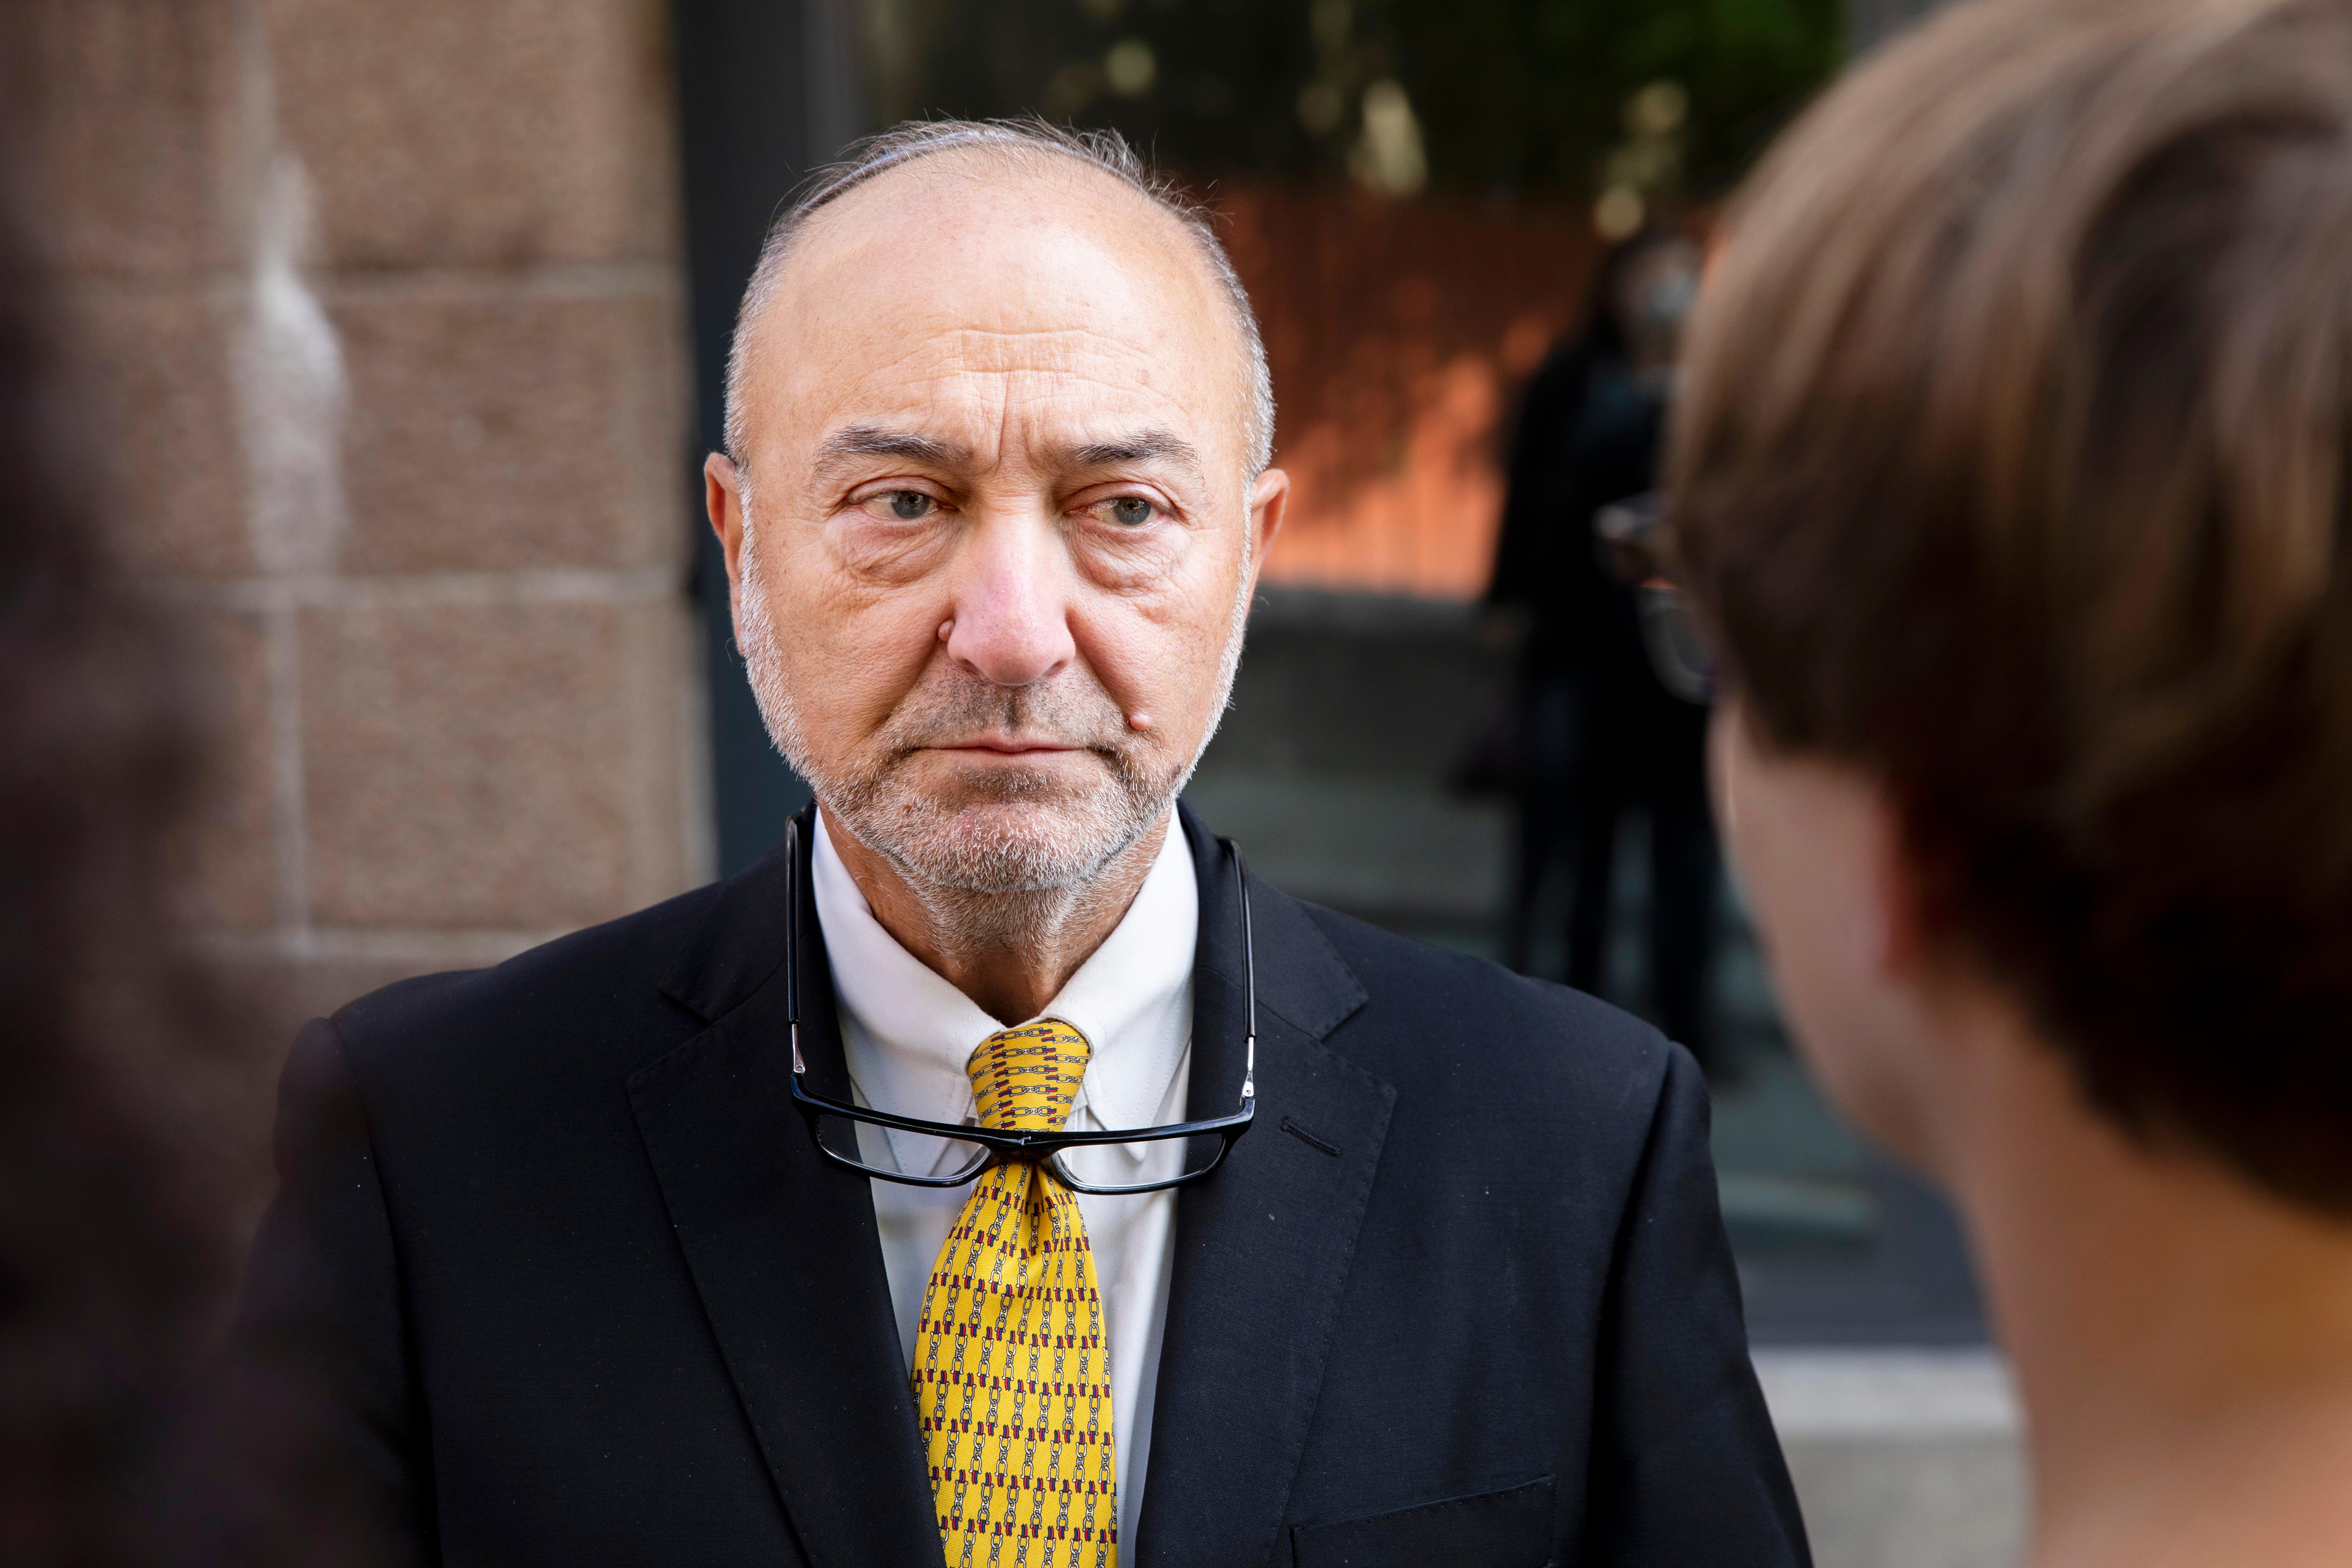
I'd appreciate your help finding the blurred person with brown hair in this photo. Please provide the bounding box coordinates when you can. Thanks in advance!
[1669,0,2352,1562]
[1487,230,1718,1072]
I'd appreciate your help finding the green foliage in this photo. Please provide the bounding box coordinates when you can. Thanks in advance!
[1382,0,1844,193]
[890,0,1842,196]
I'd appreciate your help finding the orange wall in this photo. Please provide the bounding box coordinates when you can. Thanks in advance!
[1216,185,1600,601]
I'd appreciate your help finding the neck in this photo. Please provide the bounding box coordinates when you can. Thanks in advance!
[1935,1003,2352,1568]
[825,808,1173,1026]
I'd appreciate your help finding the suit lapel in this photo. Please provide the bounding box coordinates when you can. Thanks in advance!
[1136,806,1396,1568]
[630,818,940,1568]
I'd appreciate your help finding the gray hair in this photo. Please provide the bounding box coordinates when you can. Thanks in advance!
[722,117,1276,480]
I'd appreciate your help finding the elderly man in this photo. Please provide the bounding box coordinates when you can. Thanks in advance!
[239,121,1803,1568]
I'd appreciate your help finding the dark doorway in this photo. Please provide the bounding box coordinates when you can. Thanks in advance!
[672,0,868,874]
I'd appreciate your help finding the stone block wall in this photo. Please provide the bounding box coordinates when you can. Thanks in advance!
[12,0,706,1213]
[1756,1350,2030,1568]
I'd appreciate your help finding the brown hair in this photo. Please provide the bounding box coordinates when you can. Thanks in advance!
[1669,0,2352,1209]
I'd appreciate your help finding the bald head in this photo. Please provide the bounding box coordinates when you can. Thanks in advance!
[724,119,1273,483]
[730,148,1264,506]
[699,120,1293,917]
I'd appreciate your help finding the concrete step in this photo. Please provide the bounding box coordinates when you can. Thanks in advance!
[1755,1349,2028,1568]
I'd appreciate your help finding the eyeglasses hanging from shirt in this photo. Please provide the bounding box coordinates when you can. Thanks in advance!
[781,815,1259,1195]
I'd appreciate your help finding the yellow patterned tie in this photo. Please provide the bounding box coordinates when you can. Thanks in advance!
[913,1019,1117,1568]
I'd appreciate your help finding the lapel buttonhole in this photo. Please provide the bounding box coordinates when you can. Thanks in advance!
[1280,1116,1340,1157]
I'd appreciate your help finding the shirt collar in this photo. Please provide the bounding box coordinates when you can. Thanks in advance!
[812,808,1197,1141]
[1037,816,1198,1133]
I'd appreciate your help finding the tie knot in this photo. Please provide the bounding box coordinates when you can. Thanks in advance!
[966,1018,1092,1132]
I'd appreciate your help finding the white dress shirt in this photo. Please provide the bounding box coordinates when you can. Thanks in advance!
[811,809,1196,1551]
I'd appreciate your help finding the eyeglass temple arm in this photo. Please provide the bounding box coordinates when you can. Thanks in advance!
[787,817,806,1077]
[1228,836,1257,1104]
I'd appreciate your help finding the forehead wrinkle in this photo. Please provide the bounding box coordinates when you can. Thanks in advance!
[788,329,1162,416]
[882,326,1166,382]
[805,359,1196,465]
[759,213,1246,479]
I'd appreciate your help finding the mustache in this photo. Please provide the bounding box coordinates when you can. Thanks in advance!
[875,667,1132,755]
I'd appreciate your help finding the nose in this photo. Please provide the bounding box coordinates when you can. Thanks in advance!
[941,512,1076,689]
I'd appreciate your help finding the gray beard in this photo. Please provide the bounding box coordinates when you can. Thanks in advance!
[734,510,1252,942]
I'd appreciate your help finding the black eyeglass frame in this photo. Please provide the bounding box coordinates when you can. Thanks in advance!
[782,817,1259,1195]
[1593,489,1716,704]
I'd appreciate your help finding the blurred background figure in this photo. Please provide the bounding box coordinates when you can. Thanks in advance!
[1485,229,1718,1073]
[0,159,230,1563]
[0,110,373,1568]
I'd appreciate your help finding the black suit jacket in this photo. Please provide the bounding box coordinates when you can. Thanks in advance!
[237,804,1807,1568]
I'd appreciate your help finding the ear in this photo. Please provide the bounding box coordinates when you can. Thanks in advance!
[705,452,749,625]
[1853,766,1947,987]
[1243,467,1290,596]
[1711,699,1949,1166]
[1861,781,1934,983]
[1715,702,1921,981]
[1809,753,1930,988]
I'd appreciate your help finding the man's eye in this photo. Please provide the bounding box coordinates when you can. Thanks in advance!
[1104,496,1156,527]
[868,491,932,521]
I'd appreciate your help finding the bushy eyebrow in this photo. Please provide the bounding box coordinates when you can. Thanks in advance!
[811,424,1209,486]
[812,424,971,473]
[1062,429,1205,481]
